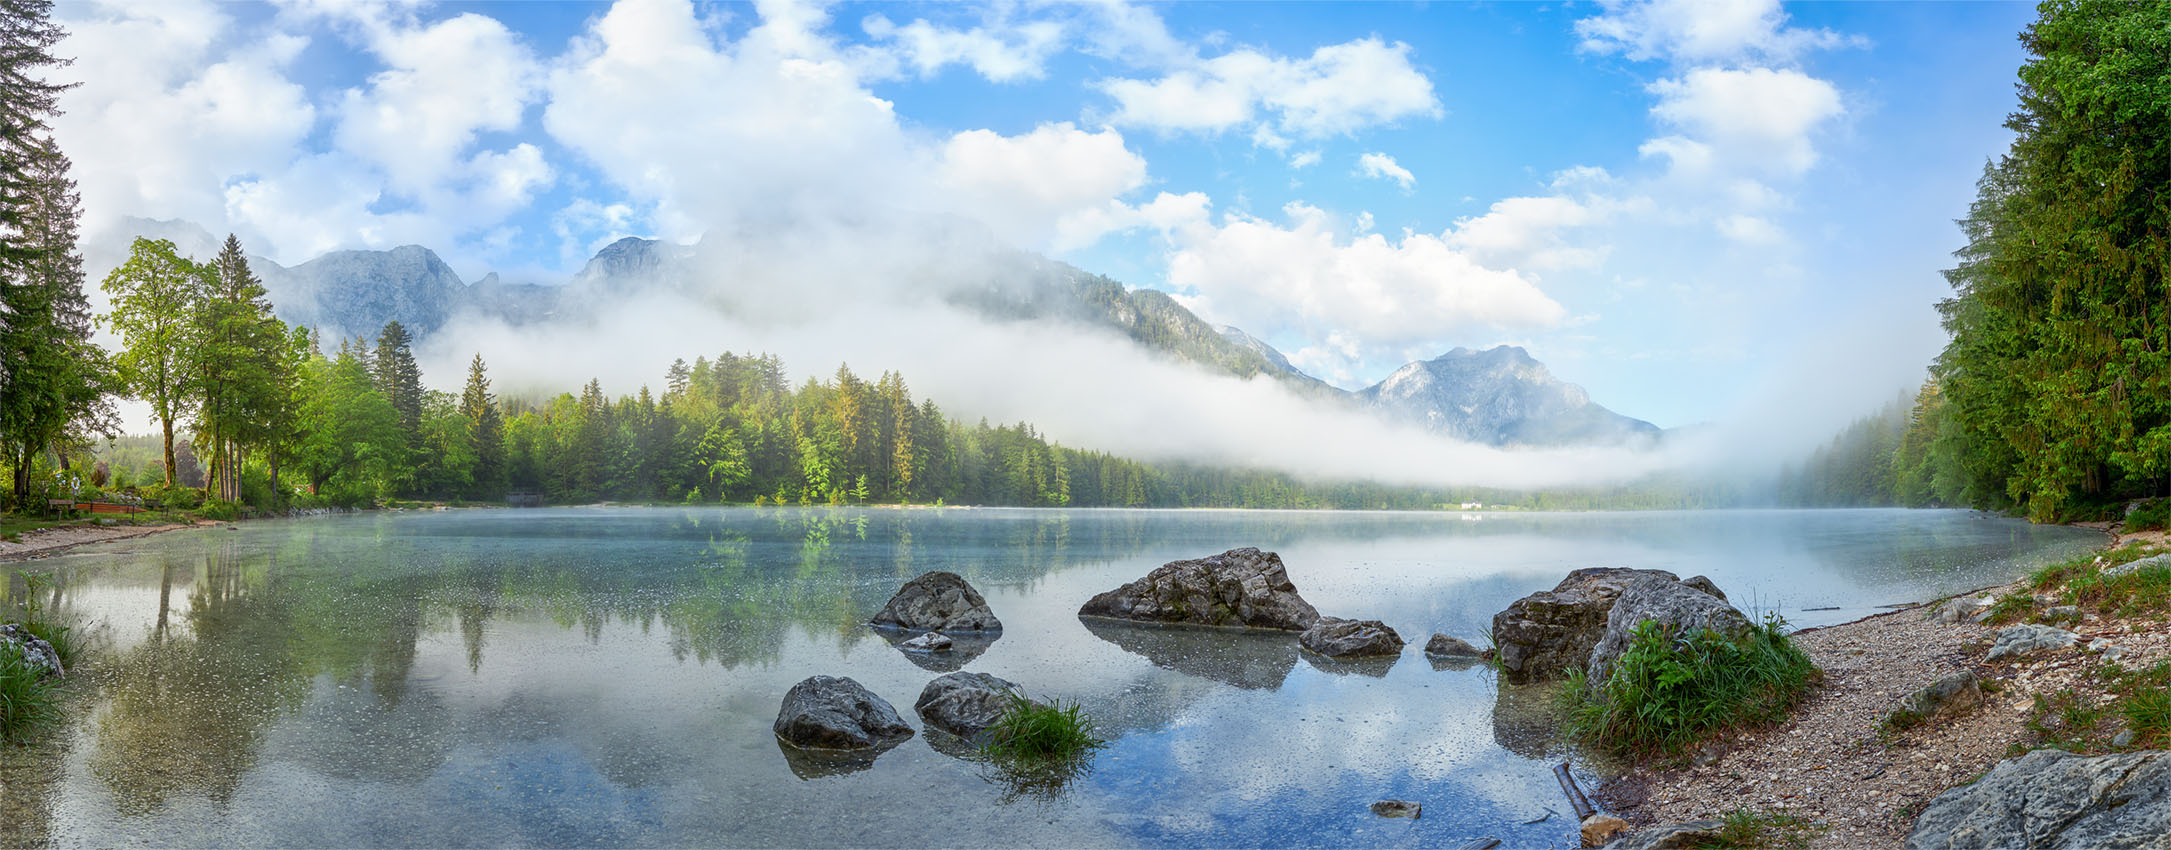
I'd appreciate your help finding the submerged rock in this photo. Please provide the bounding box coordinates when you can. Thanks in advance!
[1424,633,1483,658]
[1491,568,1717,684]
[1300,617,1404,658]
[1906,748,2171,849]
[1986,623,2078,662]
[915,671,1035,740]
[1585,575,1751,687]
[870,571,1002,633]
[1370,799,1421,818]
[773,675,914,751]
[0,623,62,678]
[901,632,953,652]
[1078,547,1319,631]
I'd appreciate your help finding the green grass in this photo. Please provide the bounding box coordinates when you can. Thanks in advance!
[1563,615,1819,757]
[2021,688,2106,752]
[0,642,59,743]
[978,693,1105,764]
[2126,500,2171,532]
[2100,662,2171,750]
[1695,809,1819,849]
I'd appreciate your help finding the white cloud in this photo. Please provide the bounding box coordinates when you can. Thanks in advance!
[860,11,1065,82]
[937,123,1149,251]
[1289,150,1322,169]
[331,10,545,196]
[1646,66,1843,178]
[1356,152,1415,190]
[1715,214,1783,245]
[1163,202,1566,346]
[1097,37,1440,138]
[1574,0,1862,64]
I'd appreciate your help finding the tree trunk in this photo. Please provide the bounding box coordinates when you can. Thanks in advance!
[161,417,177,487]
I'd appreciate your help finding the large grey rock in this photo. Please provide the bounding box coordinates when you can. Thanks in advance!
[1300,617,1404,658]
[773,676,914,751]
[1492,568,1722,684]
[1600,820,1728,850]
[870,571,1002,633]
[1584,575,1752,687]
[1078,548,1319,631]
[1905,748,2171,849]
[1987,624,2079,662]
[1888,672,1983,728]
[2105,553,2171,578]
[0,623,62,678]
[914,671,1035,740]
[1424,633,1483,658]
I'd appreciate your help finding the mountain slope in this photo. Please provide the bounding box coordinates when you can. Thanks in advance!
[1358,346,1659,446]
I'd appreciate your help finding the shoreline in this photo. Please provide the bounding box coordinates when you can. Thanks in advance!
[1593,521,2144,848]
[0,520,213,563]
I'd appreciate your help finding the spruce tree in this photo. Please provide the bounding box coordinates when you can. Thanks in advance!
[1,134,108,507]
[192,234,283,501]
[461,353,503,498]
[374,320,422,439]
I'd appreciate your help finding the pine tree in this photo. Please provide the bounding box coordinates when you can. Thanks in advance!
[374,320,422,439]
[461,353,504,498]
[192,234,283,501]
[1,134,109,507]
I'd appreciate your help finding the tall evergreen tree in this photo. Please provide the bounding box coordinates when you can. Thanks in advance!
[1,134,108,507]
[374,320,422,439]
[461,353,504,498]
[103,238,209,487]
[192,234,283,501]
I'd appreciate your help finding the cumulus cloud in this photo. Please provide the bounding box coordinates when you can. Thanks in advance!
[937,123,1149,250]
[1356,152,1415,190]
[860,10,1066,82]
[1161,202,1567,347]
[1097,37,1440,138]
[329,10,545,197]
[1574,0,1863,64]
[1646,66,1843,179]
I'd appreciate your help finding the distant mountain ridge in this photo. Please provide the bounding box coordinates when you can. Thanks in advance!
[107,219,1657,447]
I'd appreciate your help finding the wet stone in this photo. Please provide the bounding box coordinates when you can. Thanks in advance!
[1370,799,1421,819]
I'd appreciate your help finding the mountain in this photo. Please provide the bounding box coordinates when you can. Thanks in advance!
[100,222,1658,448]
[1357,346,1660,446]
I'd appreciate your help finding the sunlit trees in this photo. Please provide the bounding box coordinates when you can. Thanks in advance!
[103,239,211,486]
[192,235,285,502]
[460,354,503,499]
[295,343,402,500]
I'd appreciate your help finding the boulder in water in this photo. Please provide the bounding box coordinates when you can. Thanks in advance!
[1585,575,1751,687]
[870,571,1002,633]
[915,671,1037,740]
[1078,547,1319,631]
[1300,617,1404,658]
[1491,568,1713,684]
[0,623,62,678]
[773,675,914,751]
[1424,633,1483,658]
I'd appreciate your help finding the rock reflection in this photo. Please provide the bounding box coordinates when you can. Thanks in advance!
[1299,651,1400,678]
[1491,680,1565,761]
[878,630,995,672]
[775,739,898,780]
[1081,619,1299,691]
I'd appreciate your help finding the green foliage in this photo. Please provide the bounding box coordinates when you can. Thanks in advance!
[0,642,58,743]
[2022,688,2105,752]
[1564,616,1817,756]
[1706,809,1818,850]
[103,238,214,487]
[2126,500,2171,531]
[978,692,1105,764]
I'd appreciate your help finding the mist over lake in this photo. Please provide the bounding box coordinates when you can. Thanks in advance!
[1,507,2098,848]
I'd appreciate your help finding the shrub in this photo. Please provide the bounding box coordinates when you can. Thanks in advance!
[1710,809,1817,849]
[1563,615,1817,756]
[978,692,1105,764]
[0,642,58,743]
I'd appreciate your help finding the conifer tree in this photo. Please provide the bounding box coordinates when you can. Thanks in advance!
[461,353,503,498]
[192,234,282,501]
[374,320,422,438]
[1,135,108,506]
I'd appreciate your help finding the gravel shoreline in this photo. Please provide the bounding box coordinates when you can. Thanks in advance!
[0,521,206,563]
[1596,525,2153,848]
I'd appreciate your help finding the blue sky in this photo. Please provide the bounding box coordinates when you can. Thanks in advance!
[56,0,2040,433]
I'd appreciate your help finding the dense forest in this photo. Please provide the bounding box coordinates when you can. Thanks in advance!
[1787,0,2170,520]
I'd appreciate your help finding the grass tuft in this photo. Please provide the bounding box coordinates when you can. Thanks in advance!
[1562,614,1818,757]
[1700,808,1818,849]
[978,692,1105,764]
[0,642,59,743]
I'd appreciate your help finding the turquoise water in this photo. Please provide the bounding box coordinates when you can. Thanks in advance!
[0,507,2102,848]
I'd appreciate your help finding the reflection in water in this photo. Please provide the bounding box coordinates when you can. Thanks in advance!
[878,630,996,672]
[0,507,2103,848]
[776,740,896,780]
[1080,619,1300,691]
[1300,651,1400,678]
[1492,681,1567,762]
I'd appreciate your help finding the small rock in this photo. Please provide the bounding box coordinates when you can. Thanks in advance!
[1370,799,1421,819]
[1986,623,2079,661]
[1300,617,1405,658]
[2039,605,2082,625]
[2105,552,2171,578]
[2034,592,2060,607]
[1886,671,1984,728]
[1933,596,1993,624]
[914,671,1034,740]
[870,572,1002,633]
[900,632,952,652]
[773,675,914,751]
[2113,728,2137,748]
[2103,644,2129,664]
[1601,820,1728,850]
[0,623,63,678]
[1458,840,1501,850]
[1424,633,1483,658]
[1581,814,1631,848]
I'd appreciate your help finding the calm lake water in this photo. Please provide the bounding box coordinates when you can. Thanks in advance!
[0,507,2102,848]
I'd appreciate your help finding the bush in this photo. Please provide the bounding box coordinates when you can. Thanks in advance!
[1563,615,1818,756]
[979,692,1105,764]
[197,499,244,521]
[0,642,58,743]
[2127,500,2171,532]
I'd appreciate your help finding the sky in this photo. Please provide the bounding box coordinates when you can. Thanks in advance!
[53,0,2039,437]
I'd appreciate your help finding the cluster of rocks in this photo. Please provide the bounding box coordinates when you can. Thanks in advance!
[773,671,1040,752]
[0,623,63,678]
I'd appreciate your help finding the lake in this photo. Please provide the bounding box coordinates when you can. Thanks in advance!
[0,507,2103,848]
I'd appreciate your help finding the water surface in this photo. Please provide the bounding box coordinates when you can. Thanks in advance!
[0,507,2101,848]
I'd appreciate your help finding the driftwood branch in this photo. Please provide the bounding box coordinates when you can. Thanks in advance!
[1554,761,1596,821]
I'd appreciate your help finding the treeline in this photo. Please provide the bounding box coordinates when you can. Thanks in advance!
[1788,1,2171,520]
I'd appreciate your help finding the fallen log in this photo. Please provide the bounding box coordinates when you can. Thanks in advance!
[1554,761,1596,821]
